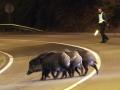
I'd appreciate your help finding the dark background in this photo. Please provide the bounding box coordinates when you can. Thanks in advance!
[0,0,120,32]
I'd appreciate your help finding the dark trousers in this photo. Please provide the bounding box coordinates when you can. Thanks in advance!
[99,22,109,42]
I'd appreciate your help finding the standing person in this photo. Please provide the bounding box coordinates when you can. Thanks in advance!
[98,8,109,43]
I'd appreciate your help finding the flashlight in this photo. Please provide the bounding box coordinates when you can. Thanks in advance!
[94,29,99,36]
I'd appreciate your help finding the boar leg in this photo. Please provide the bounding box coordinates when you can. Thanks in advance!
[41,70,45,80]
[75,67,81,76]
[91,64,99,74]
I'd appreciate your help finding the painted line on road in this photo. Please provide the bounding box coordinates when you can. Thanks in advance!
[38,42,101,90]
[0,24,43,32]
[0,51,14,74]
[56,43,101,90]
[15,39,101,90]
[0,38,101,90]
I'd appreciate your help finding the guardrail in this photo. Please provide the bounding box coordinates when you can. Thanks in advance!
[0,24,43,32]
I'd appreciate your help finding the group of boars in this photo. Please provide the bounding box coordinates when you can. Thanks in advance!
[27,49,99,80]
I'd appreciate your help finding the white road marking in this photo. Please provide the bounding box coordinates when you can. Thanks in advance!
[0,38,101,90]
[0,51,14,74]
[39,42,101,90]
[0,24,43,32]
[32,42,101,90]
[61,43,101,90]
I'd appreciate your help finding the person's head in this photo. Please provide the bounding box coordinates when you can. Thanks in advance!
[98,8,103,13]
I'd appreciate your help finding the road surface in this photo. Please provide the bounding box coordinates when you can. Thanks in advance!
[0,33,120,90]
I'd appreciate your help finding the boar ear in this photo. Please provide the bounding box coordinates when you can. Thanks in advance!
[64,49,71,52]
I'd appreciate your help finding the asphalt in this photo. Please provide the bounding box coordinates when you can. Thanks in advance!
[0,33,120,90]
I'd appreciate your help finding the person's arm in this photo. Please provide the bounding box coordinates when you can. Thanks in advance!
[103,13,108,22]
[103,13,109,26]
